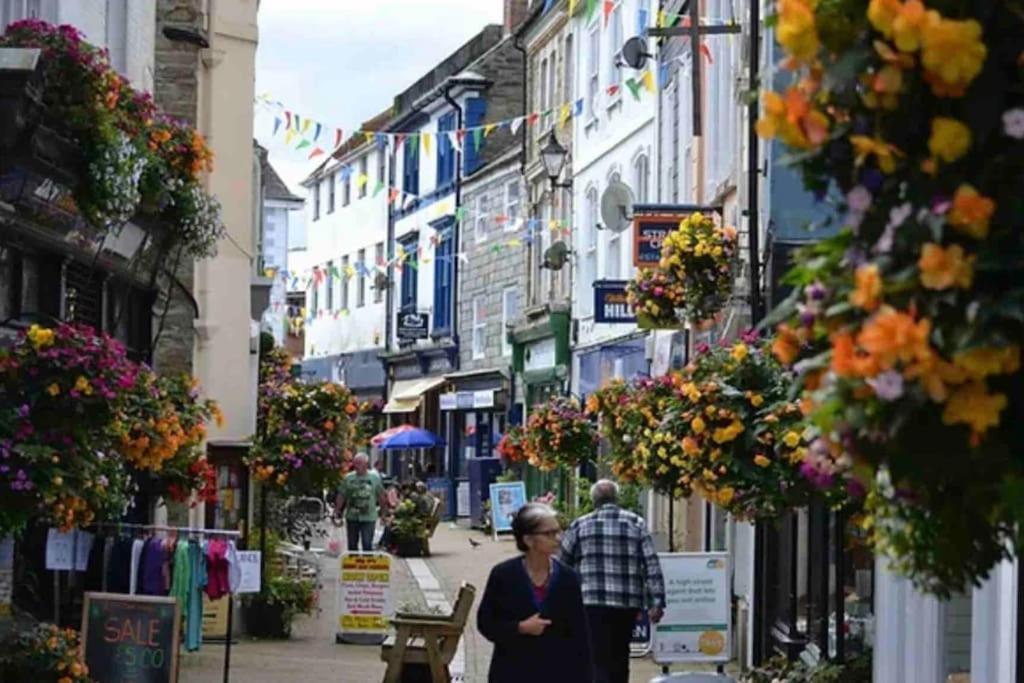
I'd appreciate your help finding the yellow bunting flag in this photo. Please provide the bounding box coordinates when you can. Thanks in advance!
[568,0,577,14]
[356,173,369,188]
[559,103,571,128]
[657,9,666,27]
[422,132,432,155]
[301,119,312,134]
[642,70,655,93]
[484,123,497,137]
[285,129,296,145]
[508,239,522,247]
[363,131,374,145]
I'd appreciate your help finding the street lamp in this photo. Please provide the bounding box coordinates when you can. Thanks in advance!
[540,129,572,190]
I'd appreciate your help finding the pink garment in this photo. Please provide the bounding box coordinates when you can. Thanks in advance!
[204,539,230,600]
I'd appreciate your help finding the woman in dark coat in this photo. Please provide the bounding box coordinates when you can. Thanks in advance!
[476,503,594,683]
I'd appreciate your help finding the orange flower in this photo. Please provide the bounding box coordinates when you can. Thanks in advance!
[891,0,928,52]
[918,243,974,290]
[850,135,903,173]
[857,307,932,370]
[849,264,883,311]
[867,0,901,37]
[947,185,995,239]
[942,381,1007,437]
[903,348,967,402]
[772,324,802,365]
[921,14,986,97]
[831,331,881,378]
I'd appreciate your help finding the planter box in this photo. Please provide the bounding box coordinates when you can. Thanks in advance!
[243,599,292,639]
[394,537,425,558]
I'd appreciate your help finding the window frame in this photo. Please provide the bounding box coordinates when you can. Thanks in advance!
[374,242,385,304]
[475,194,489,244]
[432,222,454,336]
[398,235,418,313]
[504,180,520,232]
[587,23,601,122]
[340,255,350,311]
[325,260,334,312]
[327,172,336,213]
[312,181,321,221]
[605,1,624,94]
[342,171,351,207]
[471,295,487,360]
[358,156,368,198]
[501,287,518,357]
[436,111,457,189]
[580,186,599,316]
[357,248,366,308]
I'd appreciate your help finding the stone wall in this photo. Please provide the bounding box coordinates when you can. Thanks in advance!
[150,0,202,376]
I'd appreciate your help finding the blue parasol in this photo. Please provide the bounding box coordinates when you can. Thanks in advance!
[376,426,445,450]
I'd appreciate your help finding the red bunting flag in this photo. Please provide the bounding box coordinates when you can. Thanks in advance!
[700,43,713,63]
[388,187,400,204]
[527,112,540,126]
[396,133,407,150]
[603,0,613,25]
[308,146,325,160]
[335,128,343,148]
[607,84,620,96]
[285,111,292,130]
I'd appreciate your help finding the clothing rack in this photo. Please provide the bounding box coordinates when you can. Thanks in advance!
[89,522,242,683]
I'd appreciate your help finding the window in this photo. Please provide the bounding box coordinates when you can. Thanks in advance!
[606,174,622,280]
[312,181,321,220]
[325,261,334,312]
[634,154,649,203]
[342,170,351,207]
[374,242,385,303]
[433,222,454,334]
[377,149,386,185]
[564,34,574,101]
[340,255,350,311]
[358,156,368,198]
[327,172,336,213]
[437,111,457,188]
[310,279,319,314]
[464,98,487,175]
[539,57,550,128]
[403,137,420,197]
[581,187,599,316]
[548,50,557,127]
[1,0,43,31]
[399,235,418,312]
[587,25,600,119]
[505,181,520,231]
[501,287,518,357]
[606,2,623,90]
[475,194,489,243]
[472,296,487,360]
[357,248,366,307]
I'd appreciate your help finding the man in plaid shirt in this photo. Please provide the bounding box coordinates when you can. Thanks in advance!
[560,479,665,683]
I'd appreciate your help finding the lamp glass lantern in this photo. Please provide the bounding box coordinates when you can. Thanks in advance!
[540,130,568,185]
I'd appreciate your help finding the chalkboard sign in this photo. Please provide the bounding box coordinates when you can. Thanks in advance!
[81,592,180,683]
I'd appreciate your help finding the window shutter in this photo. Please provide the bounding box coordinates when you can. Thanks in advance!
[463,97,487,176]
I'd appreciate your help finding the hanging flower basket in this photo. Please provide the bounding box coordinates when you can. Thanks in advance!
[759,0,1024,593]
[627,212,738,328]
[522,396,597,472]
[248,349,368,495]
[496,425,527,464]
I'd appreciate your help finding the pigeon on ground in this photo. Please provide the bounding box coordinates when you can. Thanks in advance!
[468,537,482,548]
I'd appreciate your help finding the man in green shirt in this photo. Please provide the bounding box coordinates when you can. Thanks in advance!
[335,452,386,551]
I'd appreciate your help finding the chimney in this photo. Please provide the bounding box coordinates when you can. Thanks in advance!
[503,0,530,34]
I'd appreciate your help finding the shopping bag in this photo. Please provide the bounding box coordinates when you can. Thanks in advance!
[325,524,343,558]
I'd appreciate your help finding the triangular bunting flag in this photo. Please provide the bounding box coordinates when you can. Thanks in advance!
[363,131,374,145]
[294,113,301,130]
[472,128,483,151]
[273,117,282,136]
[455,207,466,222]
[625,78,642,101]
[637,7,649,36]
[456,129,467,148]
[422,132,432,155]
[373,180,385,197]
[569,0,577,15]
[285,129,296,145]
[543,0,554,12]
[313,122,322,141]
[510,116,525,135]
[389,188,400,204]
[659,63,670,88]
[285,111,292,129]
[586,0,598,22]
[527,112,540,126]
[574,99,584,116]
[642,70,656,92]
[484,123,497,137]
[357,173,369,188]
[308,146,324,159]
[607,84,621,97]
[448,130,463,153]
[559,103,571,128]
[335,128,344,148]
[395,133,407,150]
[603,0,614,25]
[301,119,312,134]
[701,43,713,64]
[375,133,387,148]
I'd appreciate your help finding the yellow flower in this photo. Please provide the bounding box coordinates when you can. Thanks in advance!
[754,454,771,468]
[948,185,995,240]
[918,243,974,290]
[716,487,736,506]
[680,382,701,402]
[74,376,91,394]
[783,431,802,448]
[928,117,971,163]
[921,14,986,97]
[850,135,902,173]
[47,383,61,396]
[953,346,1020,380]
[748,392,765,407]
[27,324,55,349]
[849,263,883,311]
[691,416,707,434]
[891,0,928,53]
[731,343,749,362]
[942,381,1007,436]
[777,0,819,62]
[867,0,901,37]
[682,437,700,455]
[712,420,744,444]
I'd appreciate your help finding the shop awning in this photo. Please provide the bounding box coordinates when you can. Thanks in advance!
[382,376,447,414]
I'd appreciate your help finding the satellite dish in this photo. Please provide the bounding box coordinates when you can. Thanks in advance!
[600,181,635,234]
[543,241,569,271]
[622,36,653,70]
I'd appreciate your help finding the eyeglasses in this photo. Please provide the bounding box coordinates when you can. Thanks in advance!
[530,529,562,538]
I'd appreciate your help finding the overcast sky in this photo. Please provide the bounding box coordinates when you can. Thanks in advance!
[254,0,505,194]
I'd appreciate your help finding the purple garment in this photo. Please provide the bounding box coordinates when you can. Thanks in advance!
[140,538,168,595]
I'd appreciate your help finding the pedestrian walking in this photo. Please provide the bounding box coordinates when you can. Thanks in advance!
[334,452,386,552]
[560,480,665,683]
[477,503,593,683]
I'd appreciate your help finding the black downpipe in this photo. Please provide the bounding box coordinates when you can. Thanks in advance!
[442,85,463,369]
[385,142,396,358]
[510,32,528,429]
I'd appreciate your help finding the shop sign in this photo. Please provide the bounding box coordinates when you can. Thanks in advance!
[396,312,429,340]
[634,207,720,267]
[45,528,93,571]
[440,389,495,411]
[337,553,393,640]
[489,482,527,539]
[524,337,556,371]
[236,551,261,594]
[81,593,180,683]
[593,280,636,324]
[653,552,731,664]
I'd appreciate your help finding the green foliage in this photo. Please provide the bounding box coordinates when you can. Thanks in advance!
[741,652,872,683]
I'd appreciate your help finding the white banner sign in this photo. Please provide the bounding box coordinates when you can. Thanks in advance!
[236,551,261,594]
[653,552,731,664]
[45,529,93,571]
[338,552,393,636]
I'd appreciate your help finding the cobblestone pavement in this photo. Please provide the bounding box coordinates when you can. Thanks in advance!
[181,523,726,682]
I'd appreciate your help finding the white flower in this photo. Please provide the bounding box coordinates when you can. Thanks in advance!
[847,185,872,213]
[1003,108,1024,139]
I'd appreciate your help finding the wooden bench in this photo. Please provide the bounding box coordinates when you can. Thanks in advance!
[380,582,476,683]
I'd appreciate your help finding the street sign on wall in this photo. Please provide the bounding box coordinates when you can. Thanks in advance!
[396,312,429,340]
[593,280,636,324]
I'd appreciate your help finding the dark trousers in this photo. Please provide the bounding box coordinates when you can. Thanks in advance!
[586,606,639,683]
[346,520,375,551]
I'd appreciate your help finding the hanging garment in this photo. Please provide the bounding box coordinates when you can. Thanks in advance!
[185,541,208,651]
[170,540,191,619]
[226,540,241,594]
[83,534,107,592]
[102,535,114,592]
[107,536,135,594]
[140,537,169,595]
[205,539,230,600]
[128,538,145,595]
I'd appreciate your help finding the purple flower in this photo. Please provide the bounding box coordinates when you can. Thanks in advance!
[867,370,904,401]
[16,404,30,419]
[1003,108,1024,139]
[805,281,827,301]
[846,186,872,213]
[873,223,896,254]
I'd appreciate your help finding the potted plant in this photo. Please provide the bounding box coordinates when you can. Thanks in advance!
[241,530,317,639]
[390,499,426,557]
[0,622,92,682]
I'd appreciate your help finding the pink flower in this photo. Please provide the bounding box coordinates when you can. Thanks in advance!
[1003,109,1024,139]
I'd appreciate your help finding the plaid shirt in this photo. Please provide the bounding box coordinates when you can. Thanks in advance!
[560,504,666,610]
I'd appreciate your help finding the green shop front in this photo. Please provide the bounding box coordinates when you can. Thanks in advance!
[509,305,571,500]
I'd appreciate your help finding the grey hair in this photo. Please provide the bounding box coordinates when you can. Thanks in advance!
[353,452,370,465]
[590,479,619,507]
[511,503,559,553]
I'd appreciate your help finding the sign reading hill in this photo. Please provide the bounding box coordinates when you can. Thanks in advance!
[81,593,181,683]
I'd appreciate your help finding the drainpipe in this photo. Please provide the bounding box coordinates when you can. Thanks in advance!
[441,84,464,371]
[512,33,528,178]
[511,29,528,433]
[385,143,396,358]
